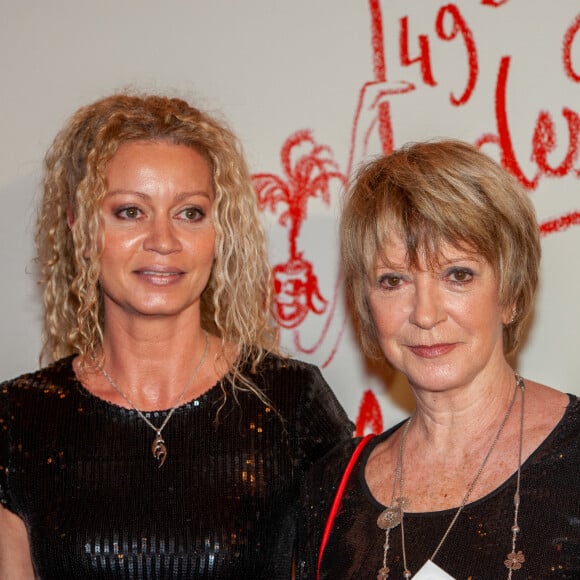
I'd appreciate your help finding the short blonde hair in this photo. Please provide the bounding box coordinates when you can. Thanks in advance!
[341,139,540,357]
[37,93,277,391]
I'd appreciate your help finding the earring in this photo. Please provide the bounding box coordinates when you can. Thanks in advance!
[509,307,517,324]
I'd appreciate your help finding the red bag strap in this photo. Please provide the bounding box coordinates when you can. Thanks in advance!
[316,434,375,579]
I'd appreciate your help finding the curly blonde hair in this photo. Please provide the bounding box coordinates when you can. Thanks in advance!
[37,92,278,394]
[341,139,541,357]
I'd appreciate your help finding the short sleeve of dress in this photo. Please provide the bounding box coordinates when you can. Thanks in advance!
[0,380,13,512]
[290,362,354,472]
[254,357,353,578]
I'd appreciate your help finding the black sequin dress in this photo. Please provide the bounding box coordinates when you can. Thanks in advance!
[296,395,580,579]
[0,354,353,579]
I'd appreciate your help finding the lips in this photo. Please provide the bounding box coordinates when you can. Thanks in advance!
[134,267,185,284]
[408,343,456,358]
[139,270,182,276]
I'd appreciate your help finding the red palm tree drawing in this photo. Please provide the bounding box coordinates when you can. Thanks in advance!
[253,129,347,328]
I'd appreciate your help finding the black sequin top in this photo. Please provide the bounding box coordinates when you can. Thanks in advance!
[296,395,580,579]
[0,354,353,579]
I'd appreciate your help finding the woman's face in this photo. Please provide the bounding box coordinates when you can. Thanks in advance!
[98,140,216,323]
[366,237,512,393]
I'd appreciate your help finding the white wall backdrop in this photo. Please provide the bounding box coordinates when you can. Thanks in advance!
[1,1,579,433]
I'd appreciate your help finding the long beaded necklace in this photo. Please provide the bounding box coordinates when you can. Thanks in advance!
[376,374,526,579]
[94,330,209,468]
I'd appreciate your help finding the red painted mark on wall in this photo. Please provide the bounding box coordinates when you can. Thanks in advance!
[540,211,580,236]
[355,390,384,437]
[253,130,346,329]
[435,4,478,106]
[481,0,510,6]
[397,4,479,107]
[475,56,580,188]
[563,12,580,82]
[369,0,394,154]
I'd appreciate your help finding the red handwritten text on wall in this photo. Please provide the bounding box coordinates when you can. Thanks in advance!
[563,11,580,81]
[252,1,580,435]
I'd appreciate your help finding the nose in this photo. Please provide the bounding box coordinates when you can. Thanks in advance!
[143,216,181,254]
[409,277,446,329]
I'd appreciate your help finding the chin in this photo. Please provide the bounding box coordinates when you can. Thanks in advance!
[403,365,466,392]
[127,301,194,318]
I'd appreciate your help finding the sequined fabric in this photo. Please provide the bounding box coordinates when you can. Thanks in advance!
[0,355,353,579]
[296,396,580,579]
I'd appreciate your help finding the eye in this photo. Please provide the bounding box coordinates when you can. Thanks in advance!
[447,268,474,284]
[378,273,404,290]
[178,206,206,223]
[116,206,142,220]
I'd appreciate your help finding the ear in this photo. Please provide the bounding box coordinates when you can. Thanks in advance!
[502,302,517,325]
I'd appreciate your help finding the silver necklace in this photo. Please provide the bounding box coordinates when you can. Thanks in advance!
[377,374,526,579]
[94,330,209,468]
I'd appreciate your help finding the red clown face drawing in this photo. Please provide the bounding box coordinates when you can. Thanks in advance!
[272,257,327,328]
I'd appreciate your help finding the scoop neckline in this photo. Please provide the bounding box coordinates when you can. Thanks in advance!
[357,393,574,517]
[65,355,225,416]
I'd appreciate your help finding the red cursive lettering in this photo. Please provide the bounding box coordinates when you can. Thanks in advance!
[563,12,580,82]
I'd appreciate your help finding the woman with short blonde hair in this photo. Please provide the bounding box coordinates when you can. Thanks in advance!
[298,139,578,579]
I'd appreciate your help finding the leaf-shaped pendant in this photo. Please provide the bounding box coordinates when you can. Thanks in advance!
[152,432,167,467]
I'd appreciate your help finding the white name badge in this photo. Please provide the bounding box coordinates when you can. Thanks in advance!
[413,559,456,580]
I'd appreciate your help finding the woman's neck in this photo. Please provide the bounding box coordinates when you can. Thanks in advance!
[84,311,215,410]
[408,365,517,453]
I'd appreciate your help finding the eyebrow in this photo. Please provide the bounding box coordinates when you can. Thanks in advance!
[105,190,213,202]
[438,254,484,266]
[375,254,484,271]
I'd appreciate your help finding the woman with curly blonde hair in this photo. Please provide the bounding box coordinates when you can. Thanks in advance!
[0,93,352,579]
